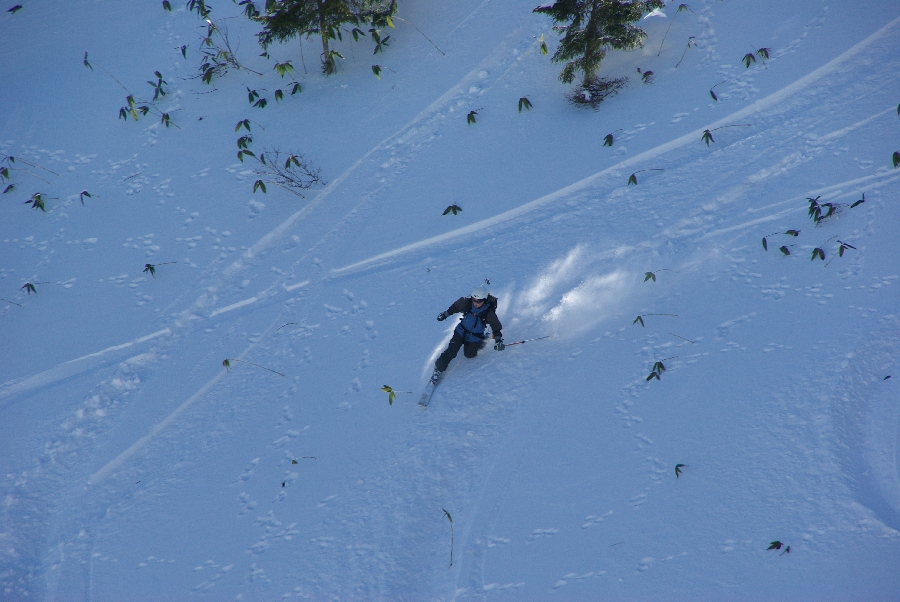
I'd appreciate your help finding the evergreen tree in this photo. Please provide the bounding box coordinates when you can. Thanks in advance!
[535,0,663,87]
[245,0,396,75]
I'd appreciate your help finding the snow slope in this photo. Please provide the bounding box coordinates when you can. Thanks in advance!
[1,0,899,599]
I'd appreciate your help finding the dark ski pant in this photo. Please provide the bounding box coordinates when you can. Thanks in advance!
[435,331,484,372]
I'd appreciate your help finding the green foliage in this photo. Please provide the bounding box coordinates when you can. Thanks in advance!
[534,0,664,86]
[143,263,156,277]
[381,385,397,405]
[371,28,391,54]
[807,195,858,224]
[628,168,663,185]
[756,47,771,60]
[762,230,800,251]
[709,80,725,101]
[22,283,37,294]
[443,204,462,216]
[372,64,382,78]
[780,246,791,255]
[79,190,92,205]
[8,5,22,14]
[467,110,478,124]
[187,0,211,18]
[702,124,751,146]
[222,357,285,376]
[633,315,645,327]
[837,240,856,257]
[163,1,172,11]
[274,61,294,77]
[25,192,46,211]
[603,133,614,146]
[250,0,398,75]
[675,464,685,478]
[646,356,676,381]
[742,52,756,68]
[644,271,656,282]
[518,97,533,112]
[767,541,783,550]
[253,179,267,193]
[811,247,825,261]
[676,4,690,12]
[538,33,548,55]
[236,119,251,132]
[246,87,268,108]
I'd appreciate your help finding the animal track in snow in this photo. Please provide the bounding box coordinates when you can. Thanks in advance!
[527,528,558,543]
[582,510,613,529]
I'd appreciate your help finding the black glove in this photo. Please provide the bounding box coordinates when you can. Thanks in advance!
[493,338,505,351]
[437,311,448,321]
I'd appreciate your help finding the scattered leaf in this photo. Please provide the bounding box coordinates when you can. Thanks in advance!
[381,385,396,406]
[8,4,23,14]
[467,110,478,125]
[628,173,638,185]
[222,359,231,370]
[785,229,800,236]
[442,204,462,216]
[633,315,645,327]
[811,247,825,261]
[253,179,267,194]
[675,464,685,478]
[742,52,756,68]
[644,272,656,282]
[779,246,790,255]
[701,130,714,146]
[709,88,718,101]
[767,541,783,551]
[372,64,382,79]
[603,133,614,146]
[762,237,768,250]
[518,97,533,112]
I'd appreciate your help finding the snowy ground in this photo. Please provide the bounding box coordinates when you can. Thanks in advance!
[1,0,899,600]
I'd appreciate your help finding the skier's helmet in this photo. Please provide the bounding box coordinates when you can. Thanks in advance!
[471,286,489,301]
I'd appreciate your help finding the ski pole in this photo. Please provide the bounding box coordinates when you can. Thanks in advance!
[505,335,551,347]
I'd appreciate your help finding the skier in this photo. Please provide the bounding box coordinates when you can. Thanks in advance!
[432,286,504,384]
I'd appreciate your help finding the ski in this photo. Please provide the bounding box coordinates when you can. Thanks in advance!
[419,373,443,407]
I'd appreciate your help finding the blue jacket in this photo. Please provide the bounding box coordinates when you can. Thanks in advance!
[445,296,503,343]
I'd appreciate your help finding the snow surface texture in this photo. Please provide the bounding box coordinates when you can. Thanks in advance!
[1,0,899,599]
